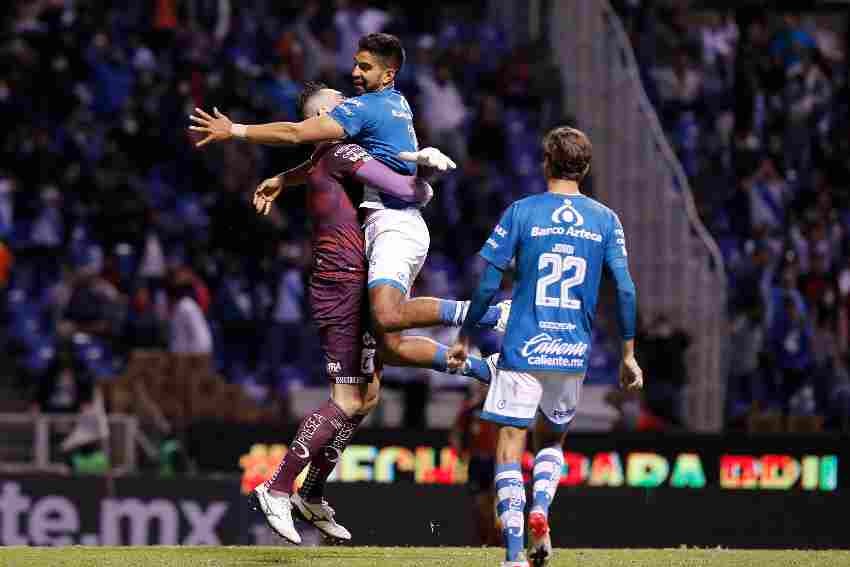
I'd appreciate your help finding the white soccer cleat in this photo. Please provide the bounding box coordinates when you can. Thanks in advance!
[398,147,457,172]
[501,559,530,567]
[291,492,352,541]
[494,300,512,333]
[251,484,302,544]
[527,509,552,567]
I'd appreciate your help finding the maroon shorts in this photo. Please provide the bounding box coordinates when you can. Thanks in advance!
[309,272,377,385]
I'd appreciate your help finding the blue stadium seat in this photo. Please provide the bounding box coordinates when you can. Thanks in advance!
[26,336,56,375]
[71,333,118,379]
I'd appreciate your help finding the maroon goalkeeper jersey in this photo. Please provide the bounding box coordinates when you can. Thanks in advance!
[306,143,370,277]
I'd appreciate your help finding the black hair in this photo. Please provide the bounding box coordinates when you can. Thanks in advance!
[297,81,330,118]
[357,33,405,71]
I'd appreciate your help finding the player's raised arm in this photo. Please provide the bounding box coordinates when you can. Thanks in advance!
[189,107,345,147]
[603,213,643,391]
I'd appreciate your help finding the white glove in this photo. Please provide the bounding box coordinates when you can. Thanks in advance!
[398,147,457,172]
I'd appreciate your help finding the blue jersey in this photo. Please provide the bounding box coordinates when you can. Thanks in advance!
[480,193,629,373]
[328,87,418,179]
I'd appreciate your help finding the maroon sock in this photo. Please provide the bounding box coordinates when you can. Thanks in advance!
[267,400,349,495]
[299,412,365,501]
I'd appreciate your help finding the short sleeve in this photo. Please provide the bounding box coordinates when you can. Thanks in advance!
[327,97,372,139]
[479,204,520,270]
[604,211,628,270]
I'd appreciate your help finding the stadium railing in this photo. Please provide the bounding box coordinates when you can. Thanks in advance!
[0,412,139,475]
[549,0,728,431]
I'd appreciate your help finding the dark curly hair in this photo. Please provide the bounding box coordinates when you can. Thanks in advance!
[542,127,592,182]
[358,33,405,71]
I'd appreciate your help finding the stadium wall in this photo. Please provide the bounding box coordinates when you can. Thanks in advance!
[2,432,845,548]
[0,476,845,548]
[549,0,728,431]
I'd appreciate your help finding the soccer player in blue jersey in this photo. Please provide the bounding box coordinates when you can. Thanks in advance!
[448,127,644,567]
[189,34,508,543]
[189,33,503,383]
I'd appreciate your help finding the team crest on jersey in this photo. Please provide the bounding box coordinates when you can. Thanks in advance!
[551,199,584,226]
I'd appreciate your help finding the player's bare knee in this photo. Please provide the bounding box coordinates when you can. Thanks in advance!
[359,390,380,414]
[536,431,565,452]
[333,396,362,416]
[377,332,404,364]
[497,426,527,463]
[373,307,404,335]
[370,285,406,334]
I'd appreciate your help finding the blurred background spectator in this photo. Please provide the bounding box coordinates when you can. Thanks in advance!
[0,0,571,431]
[3,0,848,433]
[617,2,850,430]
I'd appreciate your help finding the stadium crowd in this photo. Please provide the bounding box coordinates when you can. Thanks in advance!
[617,1,850,430]
[1,0,581,424]
[6,0,846,432]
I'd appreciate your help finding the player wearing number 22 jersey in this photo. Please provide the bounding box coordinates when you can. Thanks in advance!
[484,192,628,377]
[451,127,642,567]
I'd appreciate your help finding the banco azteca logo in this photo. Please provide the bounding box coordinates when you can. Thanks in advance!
[551,199,584,226]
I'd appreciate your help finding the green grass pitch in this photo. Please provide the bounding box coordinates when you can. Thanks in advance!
[0,547,848,567]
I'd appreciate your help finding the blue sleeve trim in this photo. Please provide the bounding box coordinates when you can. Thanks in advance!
[461,262,504,336]
[495,462,522,474]
[368,278,407,295]
[480,410,533,429]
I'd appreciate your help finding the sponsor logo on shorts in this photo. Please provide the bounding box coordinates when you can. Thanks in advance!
[486,238,499,249]
[520,333,587,368]
[552,408,576,419]
[327,361,342,376]
[494,225,507,237]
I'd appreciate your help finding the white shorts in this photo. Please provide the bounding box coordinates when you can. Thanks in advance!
[362,207,430,296]
[481,369,585,431]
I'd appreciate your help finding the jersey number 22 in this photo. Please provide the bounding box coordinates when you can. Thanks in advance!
[536,253,587,310]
